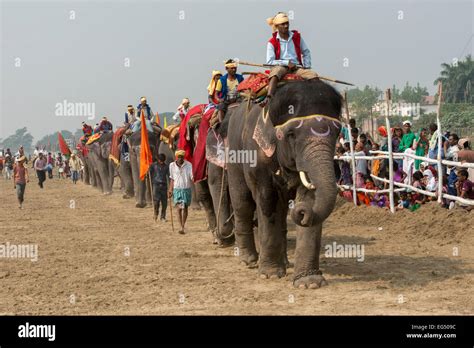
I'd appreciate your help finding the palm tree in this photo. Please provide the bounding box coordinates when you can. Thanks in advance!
[435,55,474,103]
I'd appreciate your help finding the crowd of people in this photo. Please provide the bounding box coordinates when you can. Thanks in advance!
[336,118,474,211]
[1,146,84,209]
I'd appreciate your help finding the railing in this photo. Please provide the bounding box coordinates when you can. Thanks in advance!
[334,151,474,211]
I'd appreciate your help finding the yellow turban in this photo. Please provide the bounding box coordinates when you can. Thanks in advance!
[140,97,147,102]
[224,60,238,69]
[207,70,222,95]
[266,12,289,32]
[175,149,186,158]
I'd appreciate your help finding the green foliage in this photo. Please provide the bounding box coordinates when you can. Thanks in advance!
[0,127,34,153]
[346,85,382,120]
[434,55,474,103]
[36,130,74,150]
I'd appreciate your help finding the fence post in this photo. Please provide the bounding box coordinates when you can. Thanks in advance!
[343,91,357,206]
[385,89,395,213]
[436,82,443,203]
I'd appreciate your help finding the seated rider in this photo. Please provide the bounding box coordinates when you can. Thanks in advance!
[124,105,137,127]
[207,70,222,105]
[99,117,113,133]
[132,96,159,133]
[215,59,244,122]
[259,12,319,107]
[172,98,191,124]
[82,121,93,137]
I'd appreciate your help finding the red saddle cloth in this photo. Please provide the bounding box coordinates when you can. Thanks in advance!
[177,103,216,183]
[237,71,303,94]
[109,127,127,165]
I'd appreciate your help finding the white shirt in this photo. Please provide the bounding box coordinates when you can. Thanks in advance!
[266,31,311,68]
[169,160,193,189]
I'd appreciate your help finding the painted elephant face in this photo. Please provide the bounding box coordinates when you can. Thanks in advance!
[253,80,343,227]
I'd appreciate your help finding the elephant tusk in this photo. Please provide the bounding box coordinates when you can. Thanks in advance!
[299,171,316,190]
[295,120,304,129]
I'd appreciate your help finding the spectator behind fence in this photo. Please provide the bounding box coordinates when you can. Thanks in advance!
[456,169,474,211]
[457,138,474,180]
[354,142,367,188]
[423,169,437,194]
[412,128,429,171]
[393,161,407,184]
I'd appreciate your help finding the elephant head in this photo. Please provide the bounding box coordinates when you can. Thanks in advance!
[253,79,342,227]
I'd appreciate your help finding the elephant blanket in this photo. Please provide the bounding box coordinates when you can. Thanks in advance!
[192,105,215,183]
[109,127,127,165]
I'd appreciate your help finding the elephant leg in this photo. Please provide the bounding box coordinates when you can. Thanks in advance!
[255,195,287,279]
[190,184,201,210]
[119,160,134,198]
[292,222,327,289]
[194,181,217,235]
[228,170,258,267]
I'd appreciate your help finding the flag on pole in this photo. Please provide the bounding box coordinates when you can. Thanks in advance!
[163,115,168,129]
[58,132,71,155]
[139,110,153,181]
[155,112,160,126]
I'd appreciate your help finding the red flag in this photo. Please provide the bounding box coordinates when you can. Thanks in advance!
[139,110,153,181]
[58,132,71,155]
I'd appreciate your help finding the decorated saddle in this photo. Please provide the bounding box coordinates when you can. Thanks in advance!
[237,71,304,99]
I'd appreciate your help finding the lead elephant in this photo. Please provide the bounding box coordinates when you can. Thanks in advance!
[226,79,342,288]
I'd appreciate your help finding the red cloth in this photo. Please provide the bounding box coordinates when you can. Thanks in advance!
[58,132,71,155]
[192,106,215,183]
[110,127,127,164]
[177,104,206,162]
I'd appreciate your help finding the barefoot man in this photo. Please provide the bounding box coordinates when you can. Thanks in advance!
[13,155,29,209]
[168,150,193,234]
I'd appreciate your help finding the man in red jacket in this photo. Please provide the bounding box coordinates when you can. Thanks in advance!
[260,12,319,107]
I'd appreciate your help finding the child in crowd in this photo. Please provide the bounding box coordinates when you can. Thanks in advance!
[456,169,474,210]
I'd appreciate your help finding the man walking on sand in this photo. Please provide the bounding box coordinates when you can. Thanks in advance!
[13,156,29,209]
[34,152,47,188]
[69,152,83,184]
[168,150,193,234]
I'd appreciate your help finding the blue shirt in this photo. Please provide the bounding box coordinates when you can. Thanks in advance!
[266,31,311,68]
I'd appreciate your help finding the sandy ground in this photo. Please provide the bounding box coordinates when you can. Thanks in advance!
[0,174,473,315]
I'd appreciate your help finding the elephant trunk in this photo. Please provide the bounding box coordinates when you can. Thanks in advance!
[294,145,337,226]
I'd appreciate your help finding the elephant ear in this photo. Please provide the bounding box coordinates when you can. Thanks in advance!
[252,109,276,157]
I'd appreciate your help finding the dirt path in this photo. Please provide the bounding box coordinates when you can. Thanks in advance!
[0,176,473,315]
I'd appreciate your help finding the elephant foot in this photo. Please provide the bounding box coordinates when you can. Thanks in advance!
[135,202,146,208]
[258,264,286,279]
[122,194,133,199]
[239,251,258,269]
[293,270,327,289]
[217,238,235,248]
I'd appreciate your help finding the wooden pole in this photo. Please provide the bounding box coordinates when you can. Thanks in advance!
[343,91,358,206]
[385,89,395,213]
[169,194,175,233]
[436,82,443,204]
[147,171,157,223]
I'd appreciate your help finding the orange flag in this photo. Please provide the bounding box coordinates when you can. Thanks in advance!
[139,110,153,181]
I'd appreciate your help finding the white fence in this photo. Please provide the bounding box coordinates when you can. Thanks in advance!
[337,85,474,213]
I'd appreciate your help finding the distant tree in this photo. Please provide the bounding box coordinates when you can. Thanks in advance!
[0,127,34,153]
[434,55,473,103]
[346,85,382,120]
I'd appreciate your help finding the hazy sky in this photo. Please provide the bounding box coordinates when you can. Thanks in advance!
[1,0,472,141]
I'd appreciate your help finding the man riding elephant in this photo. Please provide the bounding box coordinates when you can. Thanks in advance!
[260,12,319,107]
[215,59,244,122]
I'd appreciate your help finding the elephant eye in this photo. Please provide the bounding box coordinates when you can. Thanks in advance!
[286,129,295,139]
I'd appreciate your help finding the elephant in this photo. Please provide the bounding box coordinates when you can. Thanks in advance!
[85,132,115,194]
[225,79,342,288]
[127,129,161,208]
[76,144,93,186]
[205,125,235,246]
